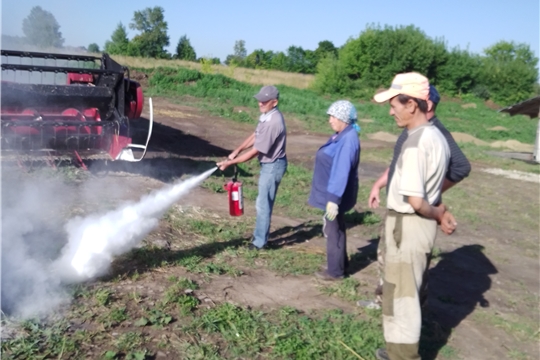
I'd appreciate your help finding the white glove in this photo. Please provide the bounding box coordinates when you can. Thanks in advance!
[325,201,339,221]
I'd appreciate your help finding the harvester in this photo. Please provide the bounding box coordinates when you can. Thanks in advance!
[0,50,153,168]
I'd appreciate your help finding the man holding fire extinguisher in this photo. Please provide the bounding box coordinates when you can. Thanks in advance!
[217,85,287,250]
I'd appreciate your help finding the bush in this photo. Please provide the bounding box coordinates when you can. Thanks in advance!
[311,53,352,95]
[338,24,447,88]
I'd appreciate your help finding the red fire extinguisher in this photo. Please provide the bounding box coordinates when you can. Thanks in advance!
[224,166,243,216]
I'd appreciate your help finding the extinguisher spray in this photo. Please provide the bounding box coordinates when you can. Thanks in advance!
[223,165,243,216]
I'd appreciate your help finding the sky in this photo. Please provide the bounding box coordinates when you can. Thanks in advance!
[1,0,539,64]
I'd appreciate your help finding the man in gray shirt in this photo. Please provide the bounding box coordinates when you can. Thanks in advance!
[217,85,287,249]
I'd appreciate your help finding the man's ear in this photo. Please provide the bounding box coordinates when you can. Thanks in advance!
[406,99,417,114]
[427,100,434,112]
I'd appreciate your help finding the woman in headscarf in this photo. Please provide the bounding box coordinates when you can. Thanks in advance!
[308,100,361,281]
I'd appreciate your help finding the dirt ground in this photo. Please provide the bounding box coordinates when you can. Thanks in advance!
[5,97,538,359]
[96,97,537,359]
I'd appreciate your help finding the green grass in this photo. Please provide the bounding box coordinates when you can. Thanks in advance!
[141,66,537,144]
[186,303,384,359]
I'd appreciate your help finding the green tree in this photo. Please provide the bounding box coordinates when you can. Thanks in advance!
[311,52,352,95]
[270,52,288,71]
[314,40,338,61]
[286,46,317,73]
[225,40,247,65]
[234,40,247,59]
[175,35,196,61]
[129,6,170,58]
[480,41,539,105]
[87,43,100,53]
[22,6,64,48]
[338,25,446,88]
[437,47,481,96]
[245,49,274,69]
[104,23,129,55]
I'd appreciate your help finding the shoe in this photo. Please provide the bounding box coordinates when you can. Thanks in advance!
[356,300,381,310]
[248,244,263,251]
[375,348,390,360]
[314,270,343,282]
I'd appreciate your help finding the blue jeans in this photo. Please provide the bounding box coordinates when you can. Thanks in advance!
[252,157,287,248]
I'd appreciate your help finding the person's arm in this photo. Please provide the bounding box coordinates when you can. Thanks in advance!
[368,168,389,208]
[229,133,256,159]
[217,147,258,170]
[370,130,407,208]
[442,178,456,192]
[408,197,446,222]
[435,121,471,184]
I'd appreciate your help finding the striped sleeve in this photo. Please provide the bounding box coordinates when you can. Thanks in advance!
[433,118,471,183]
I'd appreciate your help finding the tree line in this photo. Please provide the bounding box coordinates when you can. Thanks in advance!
[9,7,539,106]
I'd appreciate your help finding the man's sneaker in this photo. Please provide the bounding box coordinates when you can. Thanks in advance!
[314,270,343,282]
[356,300,381,310]
[375,348,390,360]
[248,244,263,251]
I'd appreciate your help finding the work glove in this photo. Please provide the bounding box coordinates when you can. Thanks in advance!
[325,201,339,221]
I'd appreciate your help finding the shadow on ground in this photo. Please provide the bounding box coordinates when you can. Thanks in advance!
[85,117,253,182]
[420,244,497,359]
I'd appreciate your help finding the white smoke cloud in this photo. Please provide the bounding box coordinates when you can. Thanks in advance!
[2,166,216,318]
[54,167,217,282]
[1,172,73,318]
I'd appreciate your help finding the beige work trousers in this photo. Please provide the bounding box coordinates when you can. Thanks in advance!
[382,210,437,360]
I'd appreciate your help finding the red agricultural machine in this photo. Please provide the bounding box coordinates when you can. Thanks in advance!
[0,50,153,168]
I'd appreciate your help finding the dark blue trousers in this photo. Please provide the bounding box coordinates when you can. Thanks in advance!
[323,212,348,277]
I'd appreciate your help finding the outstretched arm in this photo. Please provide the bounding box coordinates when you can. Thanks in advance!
[229,133,255,160]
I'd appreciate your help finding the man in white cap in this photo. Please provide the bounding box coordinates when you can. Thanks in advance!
[371,72,451,360]
[218,85,287,250]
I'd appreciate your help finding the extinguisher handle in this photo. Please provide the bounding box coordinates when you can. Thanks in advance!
[233,165,238,182]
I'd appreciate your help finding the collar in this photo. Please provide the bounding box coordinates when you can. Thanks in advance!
[407,121,433,136]
[259,107,278,123]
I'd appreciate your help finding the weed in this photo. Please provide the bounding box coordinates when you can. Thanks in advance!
[116,332,145,351]
[178,295,200,315]
[265,249,325,275]
[136,308,173,327]
[439,344,459,359]
[163,277,199,306]
[110,306,128,324]
[320,277,363,303]
[95,288,113,306]
[189,302,384,359]
[177,255,204,272]
[1,320,78,359]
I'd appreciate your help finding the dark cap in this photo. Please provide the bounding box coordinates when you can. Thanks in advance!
[254,85,279,102]
[429,85,440,104]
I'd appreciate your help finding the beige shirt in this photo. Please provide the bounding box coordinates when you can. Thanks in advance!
[387,122,450,213]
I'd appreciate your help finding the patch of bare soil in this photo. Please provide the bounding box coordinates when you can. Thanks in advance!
[367,131,398,143]
[490,140,534,152]
[488,126,508,131]
[199,269,354,312]
[451,132,490,146]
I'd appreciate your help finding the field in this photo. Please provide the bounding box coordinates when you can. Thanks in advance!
[1,64,539,360]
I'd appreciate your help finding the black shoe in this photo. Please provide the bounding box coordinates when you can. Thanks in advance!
[248,244,262,251]
[375,348,389,360]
